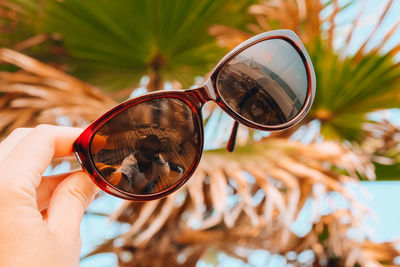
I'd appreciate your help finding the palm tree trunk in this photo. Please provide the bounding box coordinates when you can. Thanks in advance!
[147,54,165,92]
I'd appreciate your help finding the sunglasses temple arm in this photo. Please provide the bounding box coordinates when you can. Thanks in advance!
[226,121,239,152]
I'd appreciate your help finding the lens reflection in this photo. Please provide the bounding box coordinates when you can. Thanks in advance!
[216,38,308,126]
[90,98,200,195]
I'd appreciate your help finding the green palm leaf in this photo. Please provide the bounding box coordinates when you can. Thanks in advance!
[310,42,400,141]
[2,0,255,91]
[37,0,255,91]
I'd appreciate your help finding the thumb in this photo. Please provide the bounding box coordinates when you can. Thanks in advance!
[46,171,96,238]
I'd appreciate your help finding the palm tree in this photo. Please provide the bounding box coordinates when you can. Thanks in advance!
[1,0,255,92]
[1,0,400,266]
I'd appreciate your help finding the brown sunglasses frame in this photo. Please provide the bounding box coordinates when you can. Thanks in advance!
[73,30,316,201]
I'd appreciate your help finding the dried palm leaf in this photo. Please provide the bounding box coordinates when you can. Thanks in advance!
[362,120,400,157]
[0,48,116,137]
[89,139,399,266]
[210,0,323,50]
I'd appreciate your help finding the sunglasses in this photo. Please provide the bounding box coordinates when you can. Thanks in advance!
[73,30,316,201]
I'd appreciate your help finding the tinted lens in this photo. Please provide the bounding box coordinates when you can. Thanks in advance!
[216,38,308,126]
[90,98,201,195]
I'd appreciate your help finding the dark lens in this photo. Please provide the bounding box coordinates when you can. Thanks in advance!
[216,38,308,126]
[90,98,201,195]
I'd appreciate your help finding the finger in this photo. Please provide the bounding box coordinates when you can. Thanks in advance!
[46,171,96,238]
[0,128,33,162]
[91,134,107,153]
[1,125,83,189]
[36,172,73,211]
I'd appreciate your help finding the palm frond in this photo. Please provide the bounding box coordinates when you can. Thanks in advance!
[2,0,257,91]
[0,48,115,136]
[90,139,398,266]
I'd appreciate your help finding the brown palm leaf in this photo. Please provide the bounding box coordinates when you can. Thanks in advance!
[87,139,399,267]
[0,48,115,137]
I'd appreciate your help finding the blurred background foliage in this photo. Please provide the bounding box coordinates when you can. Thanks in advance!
[1,0,255,92]
[1,0,400,266]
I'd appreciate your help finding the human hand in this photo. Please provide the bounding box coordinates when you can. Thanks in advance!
[0,125,96,267]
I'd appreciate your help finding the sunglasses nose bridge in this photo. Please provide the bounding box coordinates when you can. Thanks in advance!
[203,78,217,100]
[185,80,216,109]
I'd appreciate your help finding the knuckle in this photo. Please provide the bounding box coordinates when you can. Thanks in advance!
[31,124,58,142]
[9,127,30,136]
[67,186,91,210]
[34,124,54,133]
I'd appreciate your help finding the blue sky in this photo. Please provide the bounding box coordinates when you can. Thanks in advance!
[338,0,400,243]
[334,0,400,55]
